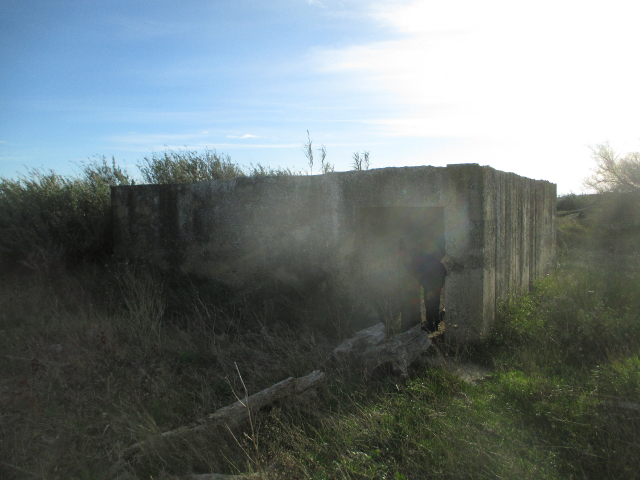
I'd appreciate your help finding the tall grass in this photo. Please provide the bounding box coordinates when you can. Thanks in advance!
[0,150,300,269]
[138,149,245,184]
[0,261,331,479]
[0,157,130,268]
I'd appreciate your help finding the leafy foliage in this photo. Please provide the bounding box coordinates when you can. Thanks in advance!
[138,148,301,183]
[556,193,596,211]
[0,149,304,268]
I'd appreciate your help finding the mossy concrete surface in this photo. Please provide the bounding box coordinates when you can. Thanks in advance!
[112,164,556,342]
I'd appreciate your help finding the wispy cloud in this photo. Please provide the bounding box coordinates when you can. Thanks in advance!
[315,0,640,144]
[303,0,640,193]
[226,134,260,139]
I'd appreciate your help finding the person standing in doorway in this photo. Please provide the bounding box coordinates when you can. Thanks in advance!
[398,239,447,333]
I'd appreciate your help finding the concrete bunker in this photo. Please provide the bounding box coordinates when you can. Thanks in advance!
[112,164,556,343]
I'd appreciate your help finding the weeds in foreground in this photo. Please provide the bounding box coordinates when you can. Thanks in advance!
[0,262,332,479]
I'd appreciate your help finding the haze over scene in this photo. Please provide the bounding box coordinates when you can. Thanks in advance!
[1,0,638,194]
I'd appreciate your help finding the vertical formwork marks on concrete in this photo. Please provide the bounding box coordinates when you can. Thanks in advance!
[158,185,184,271]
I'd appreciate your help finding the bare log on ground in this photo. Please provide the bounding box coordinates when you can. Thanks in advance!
[112,325,429,477]
[598,400,640,412]
[114,370,325,465]
[328,323,432,376]
[188,474,259,480]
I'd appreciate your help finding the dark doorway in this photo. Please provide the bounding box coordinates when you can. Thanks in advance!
[357,207,446,331]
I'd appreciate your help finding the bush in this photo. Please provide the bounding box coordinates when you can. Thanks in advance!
[246,163,297,177]
[137,148,301,184]
[0,156,130,268]
[0,149,302,269]
[491,248,640,375]
[138,149,246,184]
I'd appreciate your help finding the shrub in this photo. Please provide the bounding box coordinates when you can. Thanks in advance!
[137,148,301,184]
[0,156,130,268]
[557,193,583,211]
[0,149,302,269]
[246,163,297,177]
[138,148,245,184]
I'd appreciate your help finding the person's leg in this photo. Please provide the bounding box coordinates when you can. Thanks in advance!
[424,288,442,333]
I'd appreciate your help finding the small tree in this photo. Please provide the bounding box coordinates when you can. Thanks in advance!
[584,142,640,193]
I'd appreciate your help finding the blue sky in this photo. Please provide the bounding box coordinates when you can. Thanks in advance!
[1,0,639,194]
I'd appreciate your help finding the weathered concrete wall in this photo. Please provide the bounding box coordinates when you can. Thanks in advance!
[112,164,556,342]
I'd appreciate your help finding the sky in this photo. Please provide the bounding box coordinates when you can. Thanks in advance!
[1,0,639,194]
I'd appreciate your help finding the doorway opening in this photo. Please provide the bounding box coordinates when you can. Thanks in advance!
[357,206,446,332]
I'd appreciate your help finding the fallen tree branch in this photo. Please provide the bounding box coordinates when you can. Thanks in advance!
[111,324,431,478]
[114,369,325,467]
[598,400,640,412]
[557,205,596,217]
[328,323,432,376]
[187,474,260,480]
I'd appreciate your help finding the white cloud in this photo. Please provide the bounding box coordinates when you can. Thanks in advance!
[226,134,260,139]
[322,0,639,138]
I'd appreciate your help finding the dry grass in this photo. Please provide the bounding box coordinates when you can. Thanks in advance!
[0,262,333,479]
